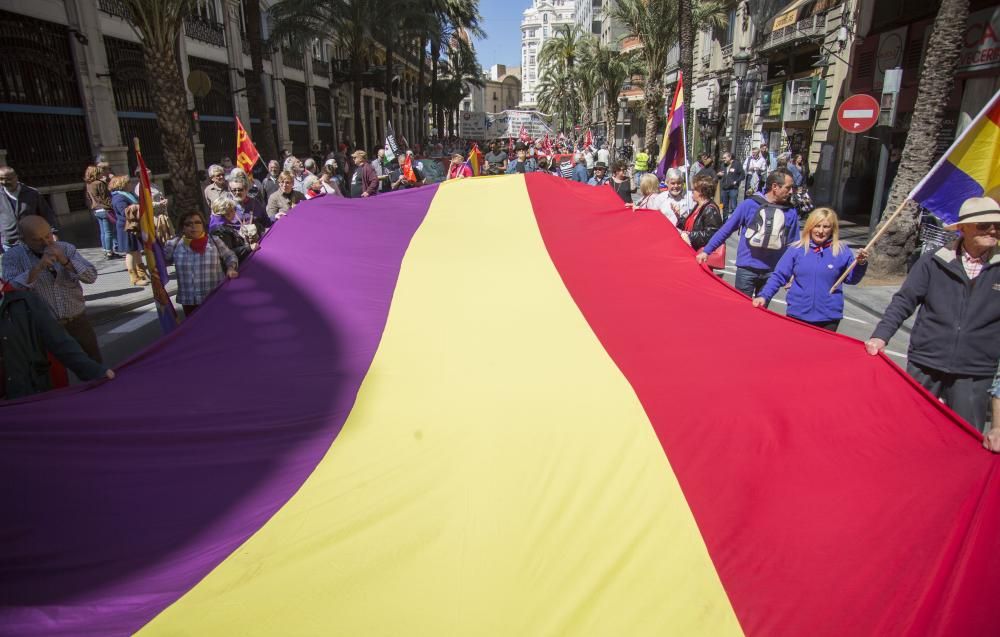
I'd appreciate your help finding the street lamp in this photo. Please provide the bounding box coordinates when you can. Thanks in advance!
[730,50,751,162]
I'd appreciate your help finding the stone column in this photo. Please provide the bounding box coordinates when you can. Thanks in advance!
[271,50,294,155]
[222,0,250,125]
[65,0,128,175]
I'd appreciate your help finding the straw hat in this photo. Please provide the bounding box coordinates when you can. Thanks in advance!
[944,196,1000,230]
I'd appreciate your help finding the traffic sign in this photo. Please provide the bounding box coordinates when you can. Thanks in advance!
[837,94,880,133]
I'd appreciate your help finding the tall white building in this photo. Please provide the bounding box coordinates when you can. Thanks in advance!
[574,0,601,38]
[519,0,577,108]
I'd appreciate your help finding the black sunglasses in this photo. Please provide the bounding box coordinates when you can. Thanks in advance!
[975,222,1000,231]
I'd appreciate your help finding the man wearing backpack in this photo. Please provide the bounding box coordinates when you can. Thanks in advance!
[697,169,798,297]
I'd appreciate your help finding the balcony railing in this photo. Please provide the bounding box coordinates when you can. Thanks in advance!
[98,0,132,20]
[184,16,225,48]
[283,50,304,71]
[721,43,733,60]
[759,13,828,53]
[312,58,328,78]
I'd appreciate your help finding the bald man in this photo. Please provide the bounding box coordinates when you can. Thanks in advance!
[2,215,101,363]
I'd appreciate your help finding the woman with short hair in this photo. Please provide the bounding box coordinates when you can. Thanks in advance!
[753,207,868,332]
[634,173,678,226]
[265,171,305,220]
[165,211,239,317]
[678,174,723,252]
[609,160,632,204]
[209,196,258,264]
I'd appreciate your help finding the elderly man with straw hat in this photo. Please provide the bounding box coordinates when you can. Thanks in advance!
[866,196,1000,434]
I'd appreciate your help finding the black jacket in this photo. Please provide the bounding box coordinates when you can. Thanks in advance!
[872,246,1000,376]
[679,201,724,251]
[719,162,745,190]
[0,290,106,400]
[0,184,58,245]
[210,224,254,264]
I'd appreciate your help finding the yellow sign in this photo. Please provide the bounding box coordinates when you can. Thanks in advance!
[769,83,784,117]
[772,10,797,31]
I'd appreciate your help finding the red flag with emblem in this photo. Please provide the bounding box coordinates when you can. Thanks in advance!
[519,125,530,144]
[235,117,260,175]
[583,128,594,149]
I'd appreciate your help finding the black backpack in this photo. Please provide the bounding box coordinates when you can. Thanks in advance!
[744,195,793,251]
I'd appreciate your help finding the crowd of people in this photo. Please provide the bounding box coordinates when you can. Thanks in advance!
[0,143,996,446]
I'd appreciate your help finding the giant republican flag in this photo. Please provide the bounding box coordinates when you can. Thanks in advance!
[2,176,999,636]
[655,71,687,180]
[911,89,1000,223]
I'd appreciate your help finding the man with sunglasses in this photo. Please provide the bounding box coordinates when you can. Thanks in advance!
[866,196,1000,433]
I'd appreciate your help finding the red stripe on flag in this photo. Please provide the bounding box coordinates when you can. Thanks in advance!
[524,173,1000,636]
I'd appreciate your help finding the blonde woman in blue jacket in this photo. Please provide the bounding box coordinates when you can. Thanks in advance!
[752,208,868,332]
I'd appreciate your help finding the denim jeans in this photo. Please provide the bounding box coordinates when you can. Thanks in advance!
[634,170,646,190]
[734,266,772,298]
[93,209,115,253]
[721,188,739,219]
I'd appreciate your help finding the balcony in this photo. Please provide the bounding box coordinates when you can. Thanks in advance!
[283,49,304,71]
[620,36,642,53]
[184,16,226,48]
[312,58,329,78]
[98,0,132,20]
[759,13,827,53]
[721,43,733,61]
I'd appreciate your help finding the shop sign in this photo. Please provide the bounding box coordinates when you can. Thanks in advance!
[874,27,906,91]
[958,7,1000,72]
[773,10,797,31]
[769,83,784,117]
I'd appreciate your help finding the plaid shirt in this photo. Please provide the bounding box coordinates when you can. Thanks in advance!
[960,246,992,280]
[164,235,237,305]
[1,241,97,320]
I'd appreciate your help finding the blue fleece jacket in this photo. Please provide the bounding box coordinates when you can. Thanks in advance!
[572,163,589,183]
[758,241,866,322]
[702,196,799,271]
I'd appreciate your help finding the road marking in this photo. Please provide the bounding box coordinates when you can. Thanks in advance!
[841,315,868,325]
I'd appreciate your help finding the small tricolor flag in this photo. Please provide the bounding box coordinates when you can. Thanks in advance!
[134,139,178,334]
[655,71,686,180]
[466,143,483,176]
[910,89,1000,224]
[235,117,260,176]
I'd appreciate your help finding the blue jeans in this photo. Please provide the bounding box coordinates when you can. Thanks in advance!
[634,170,646,190]
[734,266,772,298]
[93,209,115,253]
[721,188,739,219]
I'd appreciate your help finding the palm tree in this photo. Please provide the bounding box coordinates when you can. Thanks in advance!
[608,0,677,147]
[118,0,202,216]
[574,38,599,130]
[536,66,578,133]
[270,0,378,149]
[437,38,484,135]
[869,0,972,276]
[242,0,277,161]
[578,41,633,146]
[422,1,484,138]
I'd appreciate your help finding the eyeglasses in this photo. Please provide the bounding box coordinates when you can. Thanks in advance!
[230,188,245,193]
[183,220,204,227]
[975,222,1000,231]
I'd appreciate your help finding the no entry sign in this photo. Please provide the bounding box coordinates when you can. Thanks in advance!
[837,94,881,133]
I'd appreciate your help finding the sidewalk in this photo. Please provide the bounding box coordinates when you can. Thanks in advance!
[79,247,177,325]
[838,219,909,332]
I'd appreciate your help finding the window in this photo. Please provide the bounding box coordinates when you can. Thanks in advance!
[543,27,549,37]
[543,13,548,23]
[493,92,498,99]
[529,55,535,65]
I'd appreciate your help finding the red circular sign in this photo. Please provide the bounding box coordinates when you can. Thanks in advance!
[837,94,880,133]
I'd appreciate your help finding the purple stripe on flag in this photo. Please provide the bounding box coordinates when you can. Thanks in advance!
[912,160,984,225]
[0,185,439,636]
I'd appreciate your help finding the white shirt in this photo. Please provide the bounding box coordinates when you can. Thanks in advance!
[597,148,610,165]
[634,192,683,226]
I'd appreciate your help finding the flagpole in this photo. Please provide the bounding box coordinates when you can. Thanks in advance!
[828,197,911,294]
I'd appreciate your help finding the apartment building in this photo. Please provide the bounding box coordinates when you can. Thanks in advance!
[519,0,577,108]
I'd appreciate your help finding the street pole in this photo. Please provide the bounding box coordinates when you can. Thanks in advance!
[730,79,742,162]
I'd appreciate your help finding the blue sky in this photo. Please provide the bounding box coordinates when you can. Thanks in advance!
[473,0,526,70]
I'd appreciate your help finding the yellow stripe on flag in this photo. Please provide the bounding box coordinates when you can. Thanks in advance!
[140,176,742,636]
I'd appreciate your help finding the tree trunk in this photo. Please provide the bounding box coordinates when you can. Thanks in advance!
[352,61,365,151]
[644,75,664,148]
[678,0,694,158]
[242,0,277,162]
[417,36,428,141]
[143,38,201,219]
[869,0,970,277]
[605,103,616,150]
[430,41,440,135]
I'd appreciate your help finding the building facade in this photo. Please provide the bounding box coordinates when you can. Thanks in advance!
[0,0,426,228]
[690,0,999,218]
[519,0,577,108]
